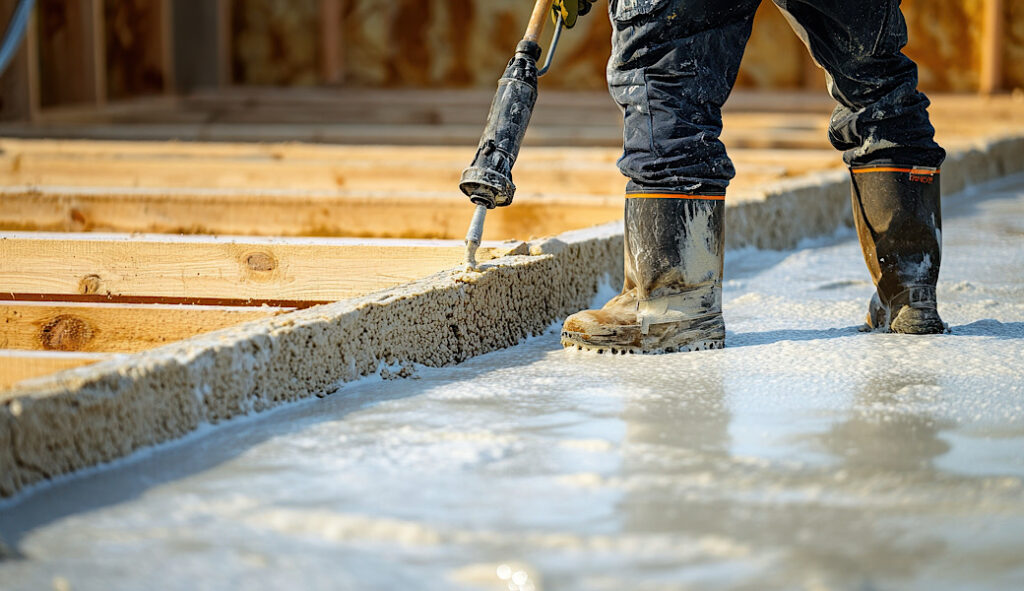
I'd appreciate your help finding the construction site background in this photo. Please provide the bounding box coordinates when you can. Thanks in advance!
[0,0,1021,122]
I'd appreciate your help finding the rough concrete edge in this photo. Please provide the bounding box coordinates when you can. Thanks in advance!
[2,134,1022,499]
[0,223,625,498]
[727,134,1024,250]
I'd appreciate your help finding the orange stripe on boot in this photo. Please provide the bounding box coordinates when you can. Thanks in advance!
[851,167,940,175]
[626,193,726,201]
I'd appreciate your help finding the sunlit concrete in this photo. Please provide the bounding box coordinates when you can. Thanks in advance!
[1,177,1022,590]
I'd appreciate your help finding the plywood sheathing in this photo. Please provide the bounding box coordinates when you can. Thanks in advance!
[2,134,1023,499]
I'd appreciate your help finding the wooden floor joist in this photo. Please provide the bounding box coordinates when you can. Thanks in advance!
[0,233,503,305]
[0,187,630,240]
[0,151,813,193]
[1,301,287,353]
[0,138,847,240]
[0,138,840,167]
[0,350,112,392]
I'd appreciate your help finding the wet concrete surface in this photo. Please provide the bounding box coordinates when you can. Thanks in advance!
[1,178,1023,590]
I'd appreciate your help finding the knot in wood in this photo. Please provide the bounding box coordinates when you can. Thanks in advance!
[39,315,95,351]
[245,252,277,272]
[78,274,102,294]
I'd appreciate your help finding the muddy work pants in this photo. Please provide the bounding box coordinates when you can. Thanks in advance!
[608,0,946,195]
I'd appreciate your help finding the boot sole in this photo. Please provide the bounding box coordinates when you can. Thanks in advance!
[560,335,725,355]
[862,300,949,334]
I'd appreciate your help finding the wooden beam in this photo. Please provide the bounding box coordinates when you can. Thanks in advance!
[170,0,222,92]
[160,0,176,94]
[319,0,344,84]
[0,233,505,305]
[103,0,171,99]
[0,0,40,121]
[0,137,841,167]
[1,301,287,353]
[0,350,110,392]
[0,142,824,193]
[979,0,1004,95]
[36,0,103,107]
[217,0,231,87]
[0,152,632,193]
[25,5,38,120]
[0,186,625,241]
[91,0,106,106]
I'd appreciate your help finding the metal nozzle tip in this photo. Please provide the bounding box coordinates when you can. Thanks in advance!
[463,204,488,271]
[464,243,479,271]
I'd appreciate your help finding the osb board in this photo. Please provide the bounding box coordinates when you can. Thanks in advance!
[231,0,1022,92]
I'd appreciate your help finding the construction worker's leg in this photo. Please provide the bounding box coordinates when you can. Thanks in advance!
[561,0,760,354]
[774,0,946,334]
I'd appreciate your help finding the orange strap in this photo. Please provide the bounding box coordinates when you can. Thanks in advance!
[852,167,940,175]
[626,193,725,201]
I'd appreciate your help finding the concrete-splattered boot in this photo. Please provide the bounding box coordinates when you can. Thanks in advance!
[851,165,945,333]
[561,196,725,354]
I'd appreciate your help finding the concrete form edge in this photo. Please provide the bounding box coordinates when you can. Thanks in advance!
[2,134,1023,499]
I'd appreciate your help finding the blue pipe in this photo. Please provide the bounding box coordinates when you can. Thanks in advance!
[0,0,36,77]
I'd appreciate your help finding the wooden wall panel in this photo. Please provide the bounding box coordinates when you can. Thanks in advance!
[1006,0,1024,91]
[267,0,1017,93]
[171,0,223,91]
[37,0,102,107]
[902,0,985,92]
[231,0,319,86]
[0,0,38,121]
[104,0,167,99]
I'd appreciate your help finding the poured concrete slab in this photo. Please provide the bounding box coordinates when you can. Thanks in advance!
[1,135,1022,499]
[1,175,1022,590]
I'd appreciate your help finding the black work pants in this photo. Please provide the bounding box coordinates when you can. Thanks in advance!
[608,0,946,195]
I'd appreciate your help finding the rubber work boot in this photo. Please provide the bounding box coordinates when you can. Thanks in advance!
[561,195,725,354]
[851,165,945,334]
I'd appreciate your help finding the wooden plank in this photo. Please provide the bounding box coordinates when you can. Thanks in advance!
[0,137,843,167]
[0,350,110,392]
[0,187,626,240]
[319,0,344,84]
[0,151,813,194]
[0,120,832,149]
[979,0,1004,95]
[0,233,506,305]
[0,301,287,353]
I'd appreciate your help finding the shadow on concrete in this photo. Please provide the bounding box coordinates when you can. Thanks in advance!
[726,325,861,347]
[950,320,1024,339]
[0,334,556,559]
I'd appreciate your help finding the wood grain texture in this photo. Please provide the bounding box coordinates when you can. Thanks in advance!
[0,233,501,304]
[0,0,39,122]
[37,0,103,107]
[1,302,286,353]
[0,187,624,240]
[0,350,109,391]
